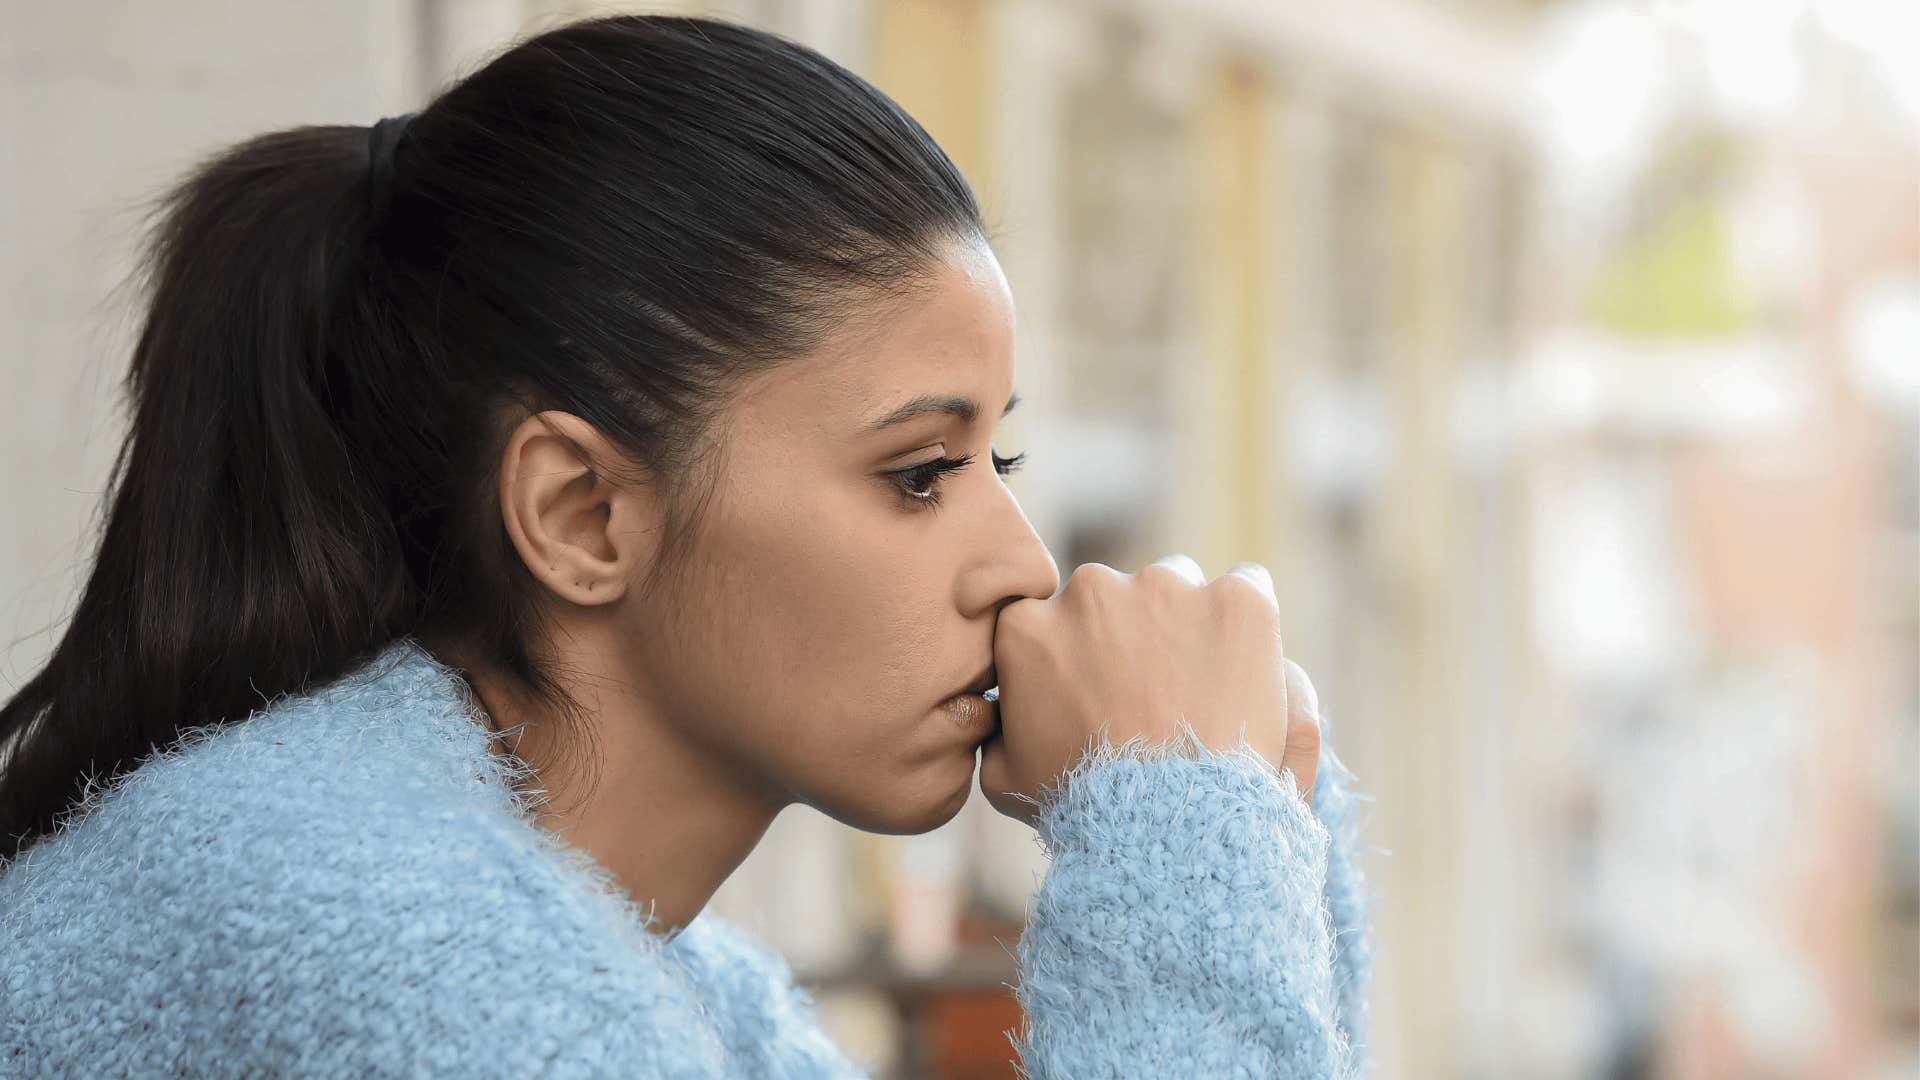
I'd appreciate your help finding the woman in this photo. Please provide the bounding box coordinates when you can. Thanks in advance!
[0,13,1374,1077]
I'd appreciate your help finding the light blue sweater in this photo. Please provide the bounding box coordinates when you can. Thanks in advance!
[1,637,1375,1077]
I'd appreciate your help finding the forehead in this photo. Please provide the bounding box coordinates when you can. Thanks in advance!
[734,240,1015,436]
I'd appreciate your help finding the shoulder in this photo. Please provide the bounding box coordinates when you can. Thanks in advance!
[0,664,730,1075]
[668,913,874,1077]
[667,911,811,1009]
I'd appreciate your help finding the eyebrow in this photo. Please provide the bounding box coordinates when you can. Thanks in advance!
[862,390,1021,434]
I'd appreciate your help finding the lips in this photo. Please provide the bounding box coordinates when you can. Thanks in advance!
[942,690,1000,735]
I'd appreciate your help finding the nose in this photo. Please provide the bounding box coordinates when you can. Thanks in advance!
[960,485,1059,616]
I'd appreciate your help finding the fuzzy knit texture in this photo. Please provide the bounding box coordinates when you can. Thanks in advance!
[1,637,1376,1078]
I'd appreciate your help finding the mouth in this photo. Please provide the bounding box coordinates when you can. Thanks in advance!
[941,689,1000,737]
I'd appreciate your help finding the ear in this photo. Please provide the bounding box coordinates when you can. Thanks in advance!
[496,411,654,607]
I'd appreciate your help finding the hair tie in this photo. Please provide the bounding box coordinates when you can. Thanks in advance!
[366,111,417,232]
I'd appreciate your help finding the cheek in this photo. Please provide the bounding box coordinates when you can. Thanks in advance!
[761,532,948,716]
[684,518,974,830]
[726,487,945,670]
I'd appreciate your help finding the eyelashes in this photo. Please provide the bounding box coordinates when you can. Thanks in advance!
[889,450,1027,510]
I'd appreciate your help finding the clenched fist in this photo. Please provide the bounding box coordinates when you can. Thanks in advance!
[978,554,1322,828]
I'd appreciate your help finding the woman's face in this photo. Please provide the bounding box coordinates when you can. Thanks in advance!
[624,235,1059,835]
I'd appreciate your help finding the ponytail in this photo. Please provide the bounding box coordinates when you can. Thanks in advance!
[0,124,411,861]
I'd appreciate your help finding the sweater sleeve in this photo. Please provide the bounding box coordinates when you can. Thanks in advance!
[1002,715,1376,1079]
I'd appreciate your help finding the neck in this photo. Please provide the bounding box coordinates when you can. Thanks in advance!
[423,631,787,938]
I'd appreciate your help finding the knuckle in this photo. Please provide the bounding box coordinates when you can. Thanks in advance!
[1225,560,1273,588]
[1064,561,1121,593]
[1214,569,1276,607]
[1062,563,1126,609]
[1214,584,1284,644]
[1138,561,1196,588]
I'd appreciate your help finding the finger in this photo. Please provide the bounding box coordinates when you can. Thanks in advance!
[1280,657,1321,799]
[1283,656,1319,724]
[1224,560,1277,607]
[1146,552,1205,587]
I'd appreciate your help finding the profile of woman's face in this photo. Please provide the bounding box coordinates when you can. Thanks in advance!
[622,235,1060,835]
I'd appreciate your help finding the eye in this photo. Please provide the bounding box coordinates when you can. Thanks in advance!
[889,449,1027,510]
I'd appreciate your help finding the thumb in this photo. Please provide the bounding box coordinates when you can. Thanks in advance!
[1280,658,1322,800]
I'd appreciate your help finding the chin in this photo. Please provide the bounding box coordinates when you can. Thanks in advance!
[820,771,973,836]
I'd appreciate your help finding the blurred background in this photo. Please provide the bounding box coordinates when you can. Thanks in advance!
[3,0,1914,1076]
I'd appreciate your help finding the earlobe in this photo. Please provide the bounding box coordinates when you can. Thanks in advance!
[496,411,648,608]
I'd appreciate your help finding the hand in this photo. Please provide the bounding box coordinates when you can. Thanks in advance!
[978,554,1322,828]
